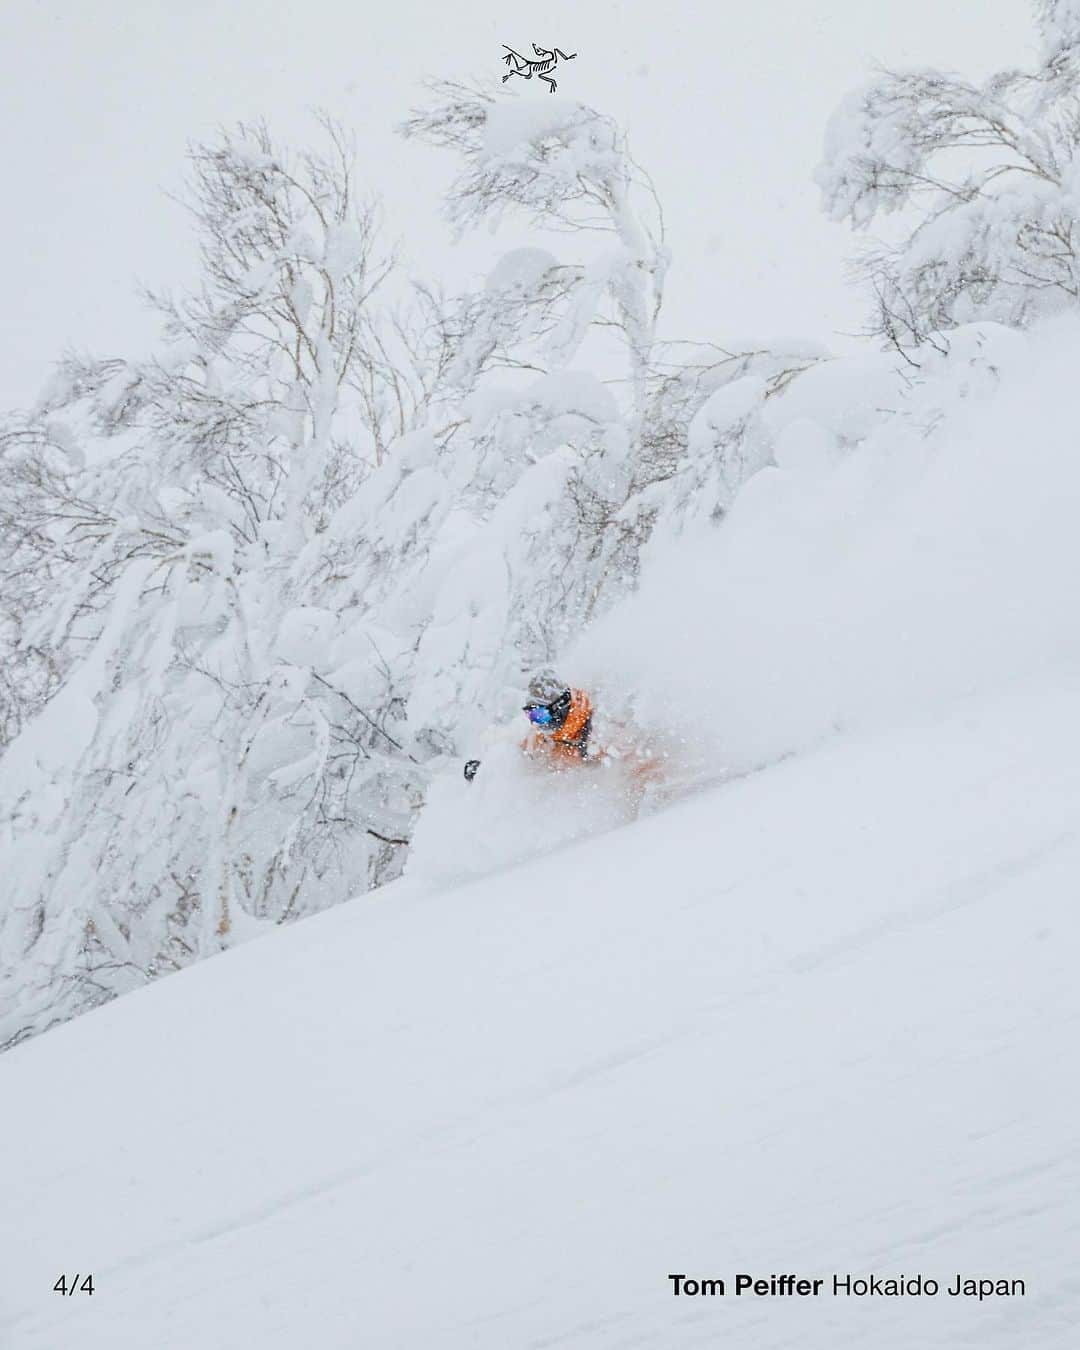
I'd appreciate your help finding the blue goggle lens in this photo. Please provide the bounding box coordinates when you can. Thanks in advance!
[525,705,555,725]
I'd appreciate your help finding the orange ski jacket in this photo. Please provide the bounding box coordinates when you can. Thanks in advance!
[522,688,596,765]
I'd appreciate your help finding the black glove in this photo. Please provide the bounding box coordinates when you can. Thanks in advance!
[464,759,480,782]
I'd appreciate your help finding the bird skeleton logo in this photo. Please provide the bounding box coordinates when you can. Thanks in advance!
[501,43,577,93]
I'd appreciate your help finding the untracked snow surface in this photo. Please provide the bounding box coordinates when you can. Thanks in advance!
[3,671,1079,1348]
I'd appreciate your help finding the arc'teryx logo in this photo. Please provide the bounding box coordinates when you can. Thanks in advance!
[501,43,577,93]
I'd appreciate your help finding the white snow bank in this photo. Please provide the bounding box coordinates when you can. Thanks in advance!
[406,738,636,885]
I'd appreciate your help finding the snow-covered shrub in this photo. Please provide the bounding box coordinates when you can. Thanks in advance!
[0,119,441,1048]
[818,0,1080,347]
[0,417,76,748]
[399,85,821,668]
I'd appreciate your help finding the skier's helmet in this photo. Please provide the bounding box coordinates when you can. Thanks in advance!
[524,669,573,730]
[527,669,567,704]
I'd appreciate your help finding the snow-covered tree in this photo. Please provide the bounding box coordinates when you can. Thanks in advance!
[388,83,674,745]
[0,417,78,748]
[0,119,443,1048]
[395,86,818,689]
[817,0,1080,348]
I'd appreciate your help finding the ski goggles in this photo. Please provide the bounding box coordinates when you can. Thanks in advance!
[523,691,571,726]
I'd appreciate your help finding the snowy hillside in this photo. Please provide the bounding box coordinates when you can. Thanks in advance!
[6,237,1080,1350]
[6,6,1080,1345]
[4,671,1078,1349]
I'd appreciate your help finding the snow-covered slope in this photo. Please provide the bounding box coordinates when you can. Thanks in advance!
[4,669,1078,1349]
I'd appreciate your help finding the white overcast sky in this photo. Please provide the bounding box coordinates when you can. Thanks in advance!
[1,1,1033,408]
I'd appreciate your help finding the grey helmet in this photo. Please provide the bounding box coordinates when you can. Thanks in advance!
[524,669,573,731]
[527,669,569,705]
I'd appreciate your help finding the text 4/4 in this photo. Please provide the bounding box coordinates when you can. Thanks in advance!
[54,1274,94,1296]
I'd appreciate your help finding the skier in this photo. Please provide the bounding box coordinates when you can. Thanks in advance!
[463,670,594,782]
[464,670,662,797]
[521,669,597,765]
